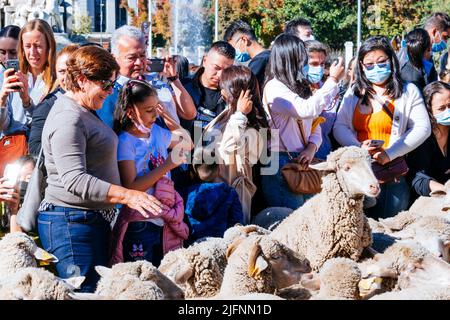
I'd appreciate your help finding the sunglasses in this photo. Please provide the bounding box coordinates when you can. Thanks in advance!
[97,79,117,91]
[362,59,390,71]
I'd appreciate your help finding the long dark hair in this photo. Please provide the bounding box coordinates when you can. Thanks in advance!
[264,34,312,99]
[423,81,450,130]
[406,28,431,70]
[113,79,158,133]
[354,36,404,105]
[220,65,270,132]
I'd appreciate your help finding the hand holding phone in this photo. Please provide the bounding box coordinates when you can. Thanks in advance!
[369,139,384,148]
[3,164,21,187]
[147,58,165,73]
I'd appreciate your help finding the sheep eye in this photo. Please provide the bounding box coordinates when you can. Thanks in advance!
[343,164,351,171]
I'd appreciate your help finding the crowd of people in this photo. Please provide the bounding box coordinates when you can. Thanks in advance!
[0,12,449,292]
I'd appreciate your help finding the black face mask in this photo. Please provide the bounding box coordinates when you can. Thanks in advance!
[18,180,28,203]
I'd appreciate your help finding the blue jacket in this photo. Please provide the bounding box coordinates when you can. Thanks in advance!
[182,182,244,245]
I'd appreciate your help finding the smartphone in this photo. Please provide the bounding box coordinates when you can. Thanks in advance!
[3,163,21,186]
[369,139,384,148]
[148,58,165,73]
[5,59,19,73]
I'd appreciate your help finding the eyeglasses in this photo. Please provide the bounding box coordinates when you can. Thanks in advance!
[362,59,390,71]
[96,78,117,91]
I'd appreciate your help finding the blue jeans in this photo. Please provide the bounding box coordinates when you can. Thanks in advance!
[365,176,410,219]
[261,152,314,210]
[123,221,164,267]
[37,206,111,293]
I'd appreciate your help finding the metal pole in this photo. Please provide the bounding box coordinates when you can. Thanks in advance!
[174,0,179,55]
[100,0,104,45]
[357,0,362,51]
[148,0,152,57]
[214,0,219,41]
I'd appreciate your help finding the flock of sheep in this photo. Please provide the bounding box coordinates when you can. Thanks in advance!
[0,146,448,300]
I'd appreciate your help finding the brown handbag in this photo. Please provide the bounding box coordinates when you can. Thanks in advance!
[369,95,409,184]
[268,111,325,194]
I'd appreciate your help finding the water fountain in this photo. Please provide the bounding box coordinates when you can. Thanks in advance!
[170,0,211,65]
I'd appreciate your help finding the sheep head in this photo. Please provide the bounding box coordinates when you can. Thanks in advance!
[246,236,311,290]
[310,146,380,198]
[0,232,58,266]
[430,179,450,212]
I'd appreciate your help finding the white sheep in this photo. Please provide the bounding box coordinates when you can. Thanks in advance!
[250,207,293,231]
[0,232,58,276]
[0,267,84,300]
[357,240,450,295]
[158,237,228,298]
[312,258,362,300]
[408,180,450,220]
[378,212,450,262]
[158,225,270,299]
[94,261,184,300]
[218,235,311,297]
[270,147,380,270]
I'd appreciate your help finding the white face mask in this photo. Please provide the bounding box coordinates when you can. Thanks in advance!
[132,120,152,134]
[300,34,315,42]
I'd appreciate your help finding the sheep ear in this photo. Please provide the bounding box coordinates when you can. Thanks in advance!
[247,243,267,278]
[309,161,335,172]
[242,225,259,234]
[61,276,86,290]
[226,238,244,259]
[95,266,112,278]
[33,247,59,263]
[430,189,447,198]
[174,266,194,284]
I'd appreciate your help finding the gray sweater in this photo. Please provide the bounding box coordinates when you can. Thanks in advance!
[42,94,121,210]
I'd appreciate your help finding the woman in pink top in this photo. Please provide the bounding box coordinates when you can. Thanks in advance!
[261,34,345,209]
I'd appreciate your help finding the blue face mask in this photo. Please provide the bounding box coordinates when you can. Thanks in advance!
[435,108,450,126]
[297,64,309,81]
[364,63,392,85]
[235,50,251,63]
[307,65,324,84]
[432,40,448,53]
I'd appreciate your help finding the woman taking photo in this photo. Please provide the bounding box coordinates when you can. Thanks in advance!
[38,46,165,293]
[407,81,450,201]
[0,19,56,174]
[261,34,345,209]
[334,36,431,219]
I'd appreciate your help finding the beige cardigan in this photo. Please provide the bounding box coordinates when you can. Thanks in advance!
[204,109,264,223]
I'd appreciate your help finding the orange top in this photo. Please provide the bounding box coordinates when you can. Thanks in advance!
[353,101,395,149]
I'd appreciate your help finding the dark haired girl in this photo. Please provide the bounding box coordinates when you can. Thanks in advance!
[113,79,192,266]
[204,65,269,221]
[261,33,345,210]
[334,36,431,219]
[401,28,438,93]
[407,81,450,201]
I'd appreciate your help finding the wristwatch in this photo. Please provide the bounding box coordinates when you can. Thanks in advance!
[167,75,178,83]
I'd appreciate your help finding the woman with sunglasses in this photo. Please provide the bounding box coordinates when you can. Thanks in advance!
[407,81,450,202]
[334,36,431,219]
[38,46,166,293]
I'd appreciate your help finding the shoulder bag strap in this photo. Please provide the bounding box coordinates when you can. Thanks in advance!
[373,94,394,120]
[263,93,294,160]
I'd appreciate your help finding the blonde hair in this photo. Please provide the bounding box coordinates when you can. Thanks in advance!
[18,19,57,97]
